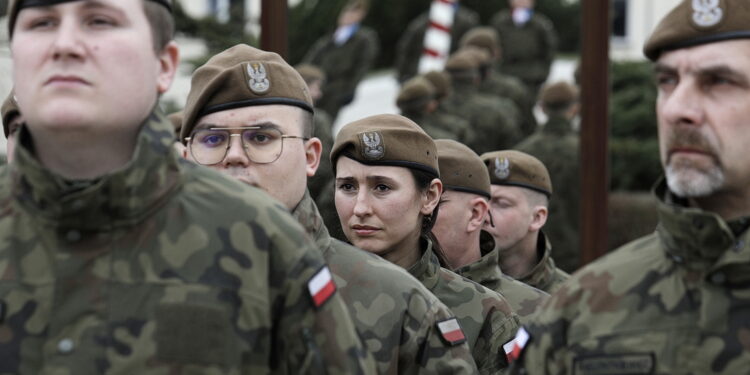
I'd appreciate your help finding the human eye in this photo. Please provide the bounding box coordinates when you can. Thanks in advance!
[337,182,356,193]
[244,130,279,146]
[85,14,117,28]
[25,16,58,30]
[196,131,227,148]
[655,72,677,89]
[374,184,391,193]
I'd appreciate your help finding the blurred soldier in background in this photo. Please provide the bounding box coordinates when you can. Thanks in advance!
[490,0,556,98]
[303,0,379,122]
[516,81,580,273]
[394,3,479,83]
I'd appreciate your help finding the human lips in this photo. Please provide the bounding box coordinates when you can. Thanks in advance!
[45,75,90,87]
[351,224,380,236]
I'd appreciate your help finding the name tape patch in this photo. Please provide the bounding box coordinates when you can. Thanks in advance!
[308,266,336,308]
[574,353,655,375]
[503,326,530,363]
[436,318,466,346]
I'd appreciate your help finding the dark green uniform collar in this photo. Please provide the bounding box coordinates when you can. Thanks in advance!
[655,178,750,276]
[10,110,181,230]
[455,235,504,286]
[407,238,440,290]
[519,231,564,292]
[291,189,333,255]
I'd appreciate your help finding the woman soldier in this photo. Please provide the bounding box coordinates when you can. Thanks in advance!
[331,114,520,374]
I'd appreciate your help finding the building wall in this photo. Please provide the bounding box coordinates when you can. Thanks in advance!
[611,0,682,60]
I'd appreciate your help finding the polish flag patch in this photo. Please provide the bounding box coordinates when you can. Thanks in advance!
[504,326,530,363]
[308,266,336,308]
[436,318,466,346]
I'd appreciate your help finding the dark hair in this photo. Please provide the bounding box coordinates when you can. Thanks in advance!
[143,1,175,54]
[409,168,451,268]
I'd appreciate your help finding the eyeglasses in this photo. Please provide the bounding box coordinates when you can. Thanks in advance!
[185,126,309,166]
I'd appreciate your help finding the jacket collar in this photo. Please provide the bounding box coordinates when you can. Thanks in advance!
[10,110,181,230]
[519,231,557,290]
[291,189,332,254]
[455,232,505,285]
[407,238,439,290]
[542,115,573,136]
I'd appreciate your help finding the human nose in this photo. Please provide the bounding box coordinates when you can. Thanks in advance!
[352,190,372,217]
[659,79,705,127]
[52,18,85,61]
[220,134,250,167]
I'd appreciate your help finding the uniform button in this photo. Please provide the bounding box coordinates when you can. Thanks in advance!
[710,272,727,285]
[57,338,74,354]
[65,230,81,242]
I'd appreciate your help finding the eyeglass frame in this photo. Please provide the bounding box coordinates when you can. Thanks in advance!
[184,125,310,166]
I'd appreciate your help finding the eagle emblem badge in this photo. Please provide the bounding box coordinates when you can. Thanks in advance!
[494,157,511,180]
[360,132,385,160]
[247,62,270,94]
[692,0,723,28]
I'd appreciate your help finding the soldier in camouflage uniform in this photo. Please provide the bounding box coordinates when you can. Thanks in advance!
[515,81,580,273]
[511,1,750,373]
[394,4,479,83]
[489,0,556,98]
[396,76,464,141]
[420,70,476,146]
[181,44,480,374]
[332,114,521,373]
[295,64,334,204]
[479,150,569,294]
[303,0,379,122]
[1,91,21,164]
[459,27,538,137]
[0,1,373,373]
[442,49,522,154]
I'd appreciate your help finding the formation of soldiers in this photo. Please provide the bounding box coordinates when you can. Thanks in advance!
[1,0,749,374]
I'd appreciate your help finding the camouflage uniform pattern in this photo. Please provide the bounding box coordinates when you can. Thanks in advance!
[292,191,480,374]
[518,232,569,294]
[442,83,521,155]
[457,234,549,324]
[395,6,479,83]
[512,180,750,374]
[515,115,580,273]
[408,241,520,374]
[480,71,537,138]
[489,10,556,96]
[303,26,379,120]
[0,112,374,374]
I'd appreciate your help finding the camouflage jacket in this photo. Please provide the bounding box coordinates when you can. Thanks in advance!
[293,191,480,374]
[0,112,373,375]
[516,116,580,273]
[511,180,750,374]
[489,10,556,89]
[308,108,334,201]
[442,83,522,154]
[408,241,520,374]
[394,6,479,83]
[401,110,462,142]
[518,232,569,294]
[456,234,549,323]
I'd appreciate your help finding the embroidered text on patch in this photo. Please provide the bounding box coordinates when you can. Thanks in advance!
[308,266,336,308]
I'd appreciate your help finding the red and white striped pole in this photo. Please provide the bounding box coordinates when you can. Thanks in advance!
[418,0,459,73]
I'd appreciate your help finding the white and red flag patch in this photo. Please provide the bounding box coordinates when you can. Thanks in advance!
[308,266,336,308]
[504,326,530,363]
[436,318,466,346]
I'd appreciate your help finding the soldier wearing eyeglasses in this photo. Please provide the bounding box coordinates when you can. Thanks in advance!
[180,44,481,374]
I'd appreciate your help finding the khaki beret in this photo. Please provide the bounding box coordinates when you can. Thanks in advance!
[436,139,490,199]
[2,91,20,138]
[644,0,750,60]
[459,46,492,67]
[480,150,552,197]
[459,27,500,56]
[331,114,439,177]
[445,50,480,72]
[422,71,452,100]
[540,81,579,108]
[397,77,436,108]
[8,0,172,37]
[295,63,326,84]
[167,111,183,135]
[181,44,313,142]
